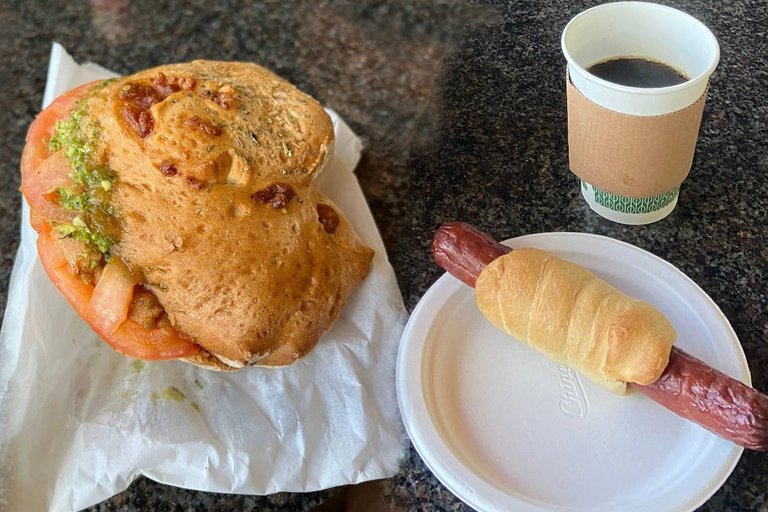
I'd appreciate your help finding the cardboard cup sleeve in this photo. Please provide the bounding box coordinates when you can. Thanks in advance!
[566,76,707,199]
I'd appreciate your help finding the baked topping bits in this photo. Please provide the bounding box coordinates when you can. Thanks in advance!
[152,72,195,96]
[317,204,340,234]
[184,115,223,137]
[119,82,166,109]
[159,160,178,176]
[199,84,235,109]
[252,183,295,209]
[121,105,154,138]
[118,74,196,138]
[186,176,206,190]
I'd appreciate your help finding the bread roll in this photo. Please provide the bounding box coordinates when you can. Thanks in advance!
[84,62,373,369]
[475,248,676,394]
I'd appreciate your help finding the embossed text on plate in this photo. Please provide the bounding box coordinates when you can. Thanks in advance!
[558,364,589,419]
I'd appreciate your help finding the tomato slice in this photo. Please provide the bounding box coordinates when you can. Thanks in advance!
[108,321,202,361]
[29,209,45,232]
[20,150,77,225]
[36,216,199,360]
[26,82,200,361]
[21,81,102,180]
[21,81,100,231]
[36,222,95,312]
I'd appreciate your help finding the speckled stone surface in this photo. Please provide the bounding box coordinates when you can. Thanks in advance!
[2,0,768,510]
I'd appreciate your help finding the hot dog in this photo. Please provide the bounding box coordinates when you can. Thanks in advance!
[432,221,768,451]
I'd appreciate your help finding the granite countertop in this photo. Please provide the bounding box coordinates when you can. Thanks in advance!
[1,0,767,510]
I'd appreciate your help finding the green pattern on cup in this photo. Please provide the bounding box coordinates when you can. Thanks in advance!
[586,181,680,214]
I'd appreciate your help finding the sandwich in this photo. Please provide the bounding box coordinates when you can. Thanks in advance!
[20,61,373,370]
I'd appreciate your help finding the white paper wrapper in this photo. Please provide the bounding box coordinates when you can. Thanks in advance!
[0,43,407,512]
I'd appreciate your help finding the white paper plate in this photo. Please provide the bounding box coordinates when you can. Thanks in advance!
[397,233,747,512]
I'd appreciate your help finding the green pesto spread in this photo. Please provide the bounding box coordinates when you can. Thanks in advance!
[55,187,89,211]
[48,98,118,257]
[53,222,113,255]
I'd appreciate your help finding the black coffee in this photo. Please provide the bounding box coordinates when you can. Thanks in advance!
[587,58,688,88]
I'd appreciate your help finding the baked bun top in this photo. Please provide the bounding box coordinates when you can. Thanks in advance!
[84,61,373,369]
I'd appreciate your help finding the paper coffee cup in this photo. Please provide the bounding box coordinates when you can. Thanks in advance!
[562,2,719,225]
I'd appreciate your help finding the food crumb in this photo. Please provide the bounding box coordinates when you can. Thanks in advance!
[121,390,138,404]
[151,386,202,412]
[163,386,187,402]
[130,360,145,374]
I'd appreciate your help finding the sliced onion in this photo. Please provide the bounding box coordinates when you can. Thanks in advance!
[86,257,139,335]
